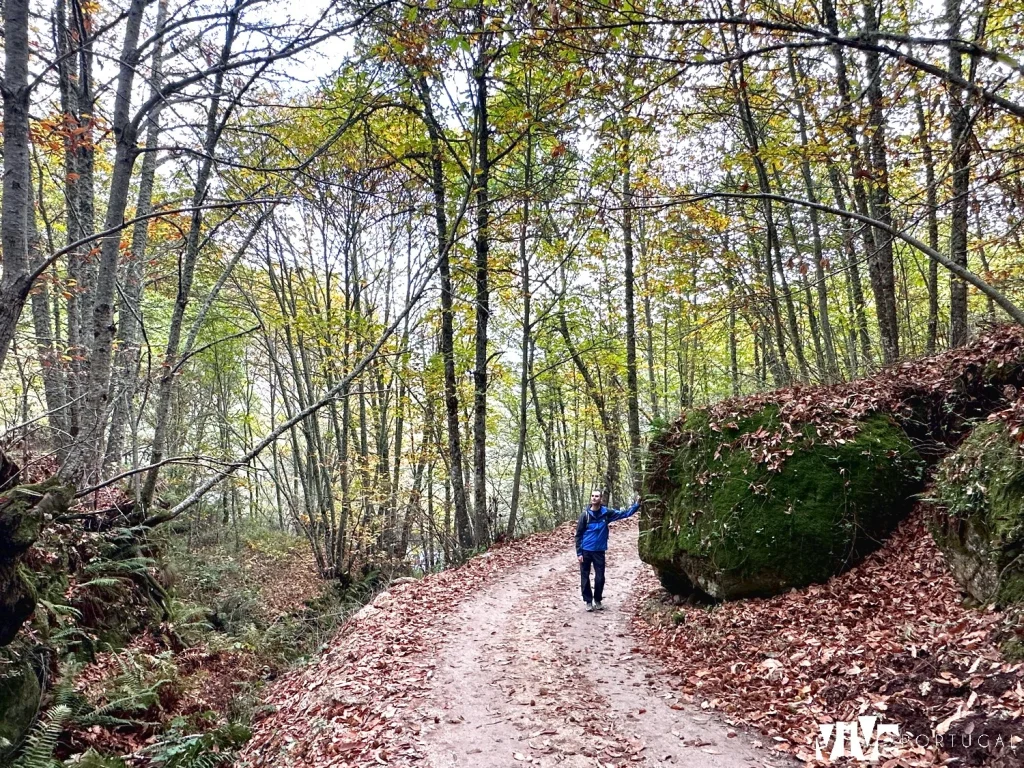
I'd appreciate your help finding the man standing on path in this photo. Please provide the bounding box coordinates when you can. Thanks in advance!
[575,491,641,612]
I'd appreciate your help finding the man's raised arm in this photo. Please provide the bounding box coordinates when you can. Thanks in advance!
[609,498,641,521]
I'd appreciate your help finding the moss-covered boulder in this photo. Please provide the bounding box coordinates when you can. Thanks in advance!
[0,647,41,761]
[640,408,924,599]
[933,420,1024,606]
[0,479,73,646]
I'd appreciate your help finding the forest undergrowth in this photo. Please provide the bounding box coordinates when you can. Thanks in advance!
[4,521,379,768]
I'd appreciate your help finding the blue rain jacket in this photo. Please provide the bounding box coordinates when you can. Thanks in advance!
[574,501,640,555]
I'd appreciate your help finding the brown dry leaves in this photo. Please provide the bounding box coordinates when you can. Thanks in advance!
[630,510,1023,766]
[238,524,576,768]
[655,324,1024,472]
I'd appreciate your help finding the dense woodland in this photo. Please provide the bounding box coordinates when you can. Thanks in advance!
[2,0,1024,762]
[4,0,1024,573]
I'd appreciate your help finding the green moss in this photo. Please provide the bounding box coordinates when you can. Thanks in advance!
[933,420,1024,606]
[0,647,41,760]
[999,574,1024,606]
[641,409,923,599]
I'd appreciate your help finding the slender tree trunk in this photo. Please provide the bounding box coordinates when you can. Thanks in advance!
[790,52,838,380]
[774,167,827,379]
[738,148,792,383]
[471,13,492,547]
[530,365,561,523]
[507,131,533,539]
[71,0,147,483]
[727,275,740,396]
[827,164,873,369]
[28,177,69,448]
[558,313,618,503]
[65,0,98,442]
[141,6,240,508]
[914,92,942,353]
[823,0,890,366]
[947,0,971,347]
[722,4,793,384]
[417,76,472,552]
[105,0,169,471]
[639,221,660,421]
[0,0,34,372]
[860,0,900,362]
[621,145,641,488]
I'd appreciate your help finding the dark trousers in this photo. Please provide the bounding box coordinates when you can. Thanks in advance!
[579,550,606,604]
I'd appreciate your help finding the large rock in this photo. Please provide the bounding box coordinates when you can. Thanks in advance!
[0,479,73,646]
[0,647,41,762]
[933,420,1024,606]
[640,408,924,599]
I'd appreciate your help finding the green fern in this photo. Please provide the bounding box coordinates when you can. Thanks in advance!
[12,704,71,768]
[34,599,86,648]
[71,651,173,729]
[73,750,128,768]
[142,722,251,768]
[82,557,155,577]
[76,577,123,590]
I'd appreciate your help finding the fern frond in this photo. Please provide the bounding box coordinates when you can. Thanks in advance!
[83,557,155,576]
[38,601,83,621]
[76,749,128,768]
[77,577,123,590]
[12,703,71,768]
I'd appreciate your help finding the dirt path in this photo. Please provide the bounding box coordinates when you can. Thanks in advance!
[416,523,790,768]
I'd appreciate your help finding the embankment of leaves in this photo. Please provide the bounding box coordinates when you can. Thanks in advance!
[648,324,1024,474]
[630,507,1023,766]
[238,523,575,768]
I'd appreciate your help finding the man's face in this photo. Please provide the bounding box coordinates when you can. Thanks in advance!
[590,492,602,506]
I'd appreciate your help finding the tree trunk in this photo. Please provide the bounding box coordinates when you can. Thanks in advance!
[105,0,169,472]
[471,13,492,548]
[28,178,69,449]
[417,76,472,552]
[507,131,533,539]
[823,0,888,367]
[638,220,660,421]
[947,0,971,347]
[72,0,148,483]
[62,0,98,443]
[860,0,901,362]
[0,0,33,372]
[790,51,838,381]
[622,147,641,489]
[827,164,873,369]
[141,7,240,508]
[914,92,942,354]
[558,313,619,503]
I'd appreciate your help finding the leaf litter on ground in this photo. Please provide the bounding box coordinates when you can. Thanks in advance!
[629,508,1023,767]
[238,524,575,768]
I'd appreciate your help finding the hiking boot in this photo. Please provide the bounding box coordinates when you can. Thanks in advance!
[594,601,604,611]
[585,603,594,612]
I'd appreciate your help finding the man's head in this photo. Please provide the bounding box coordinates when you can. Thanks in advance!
[590,490,603,508]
